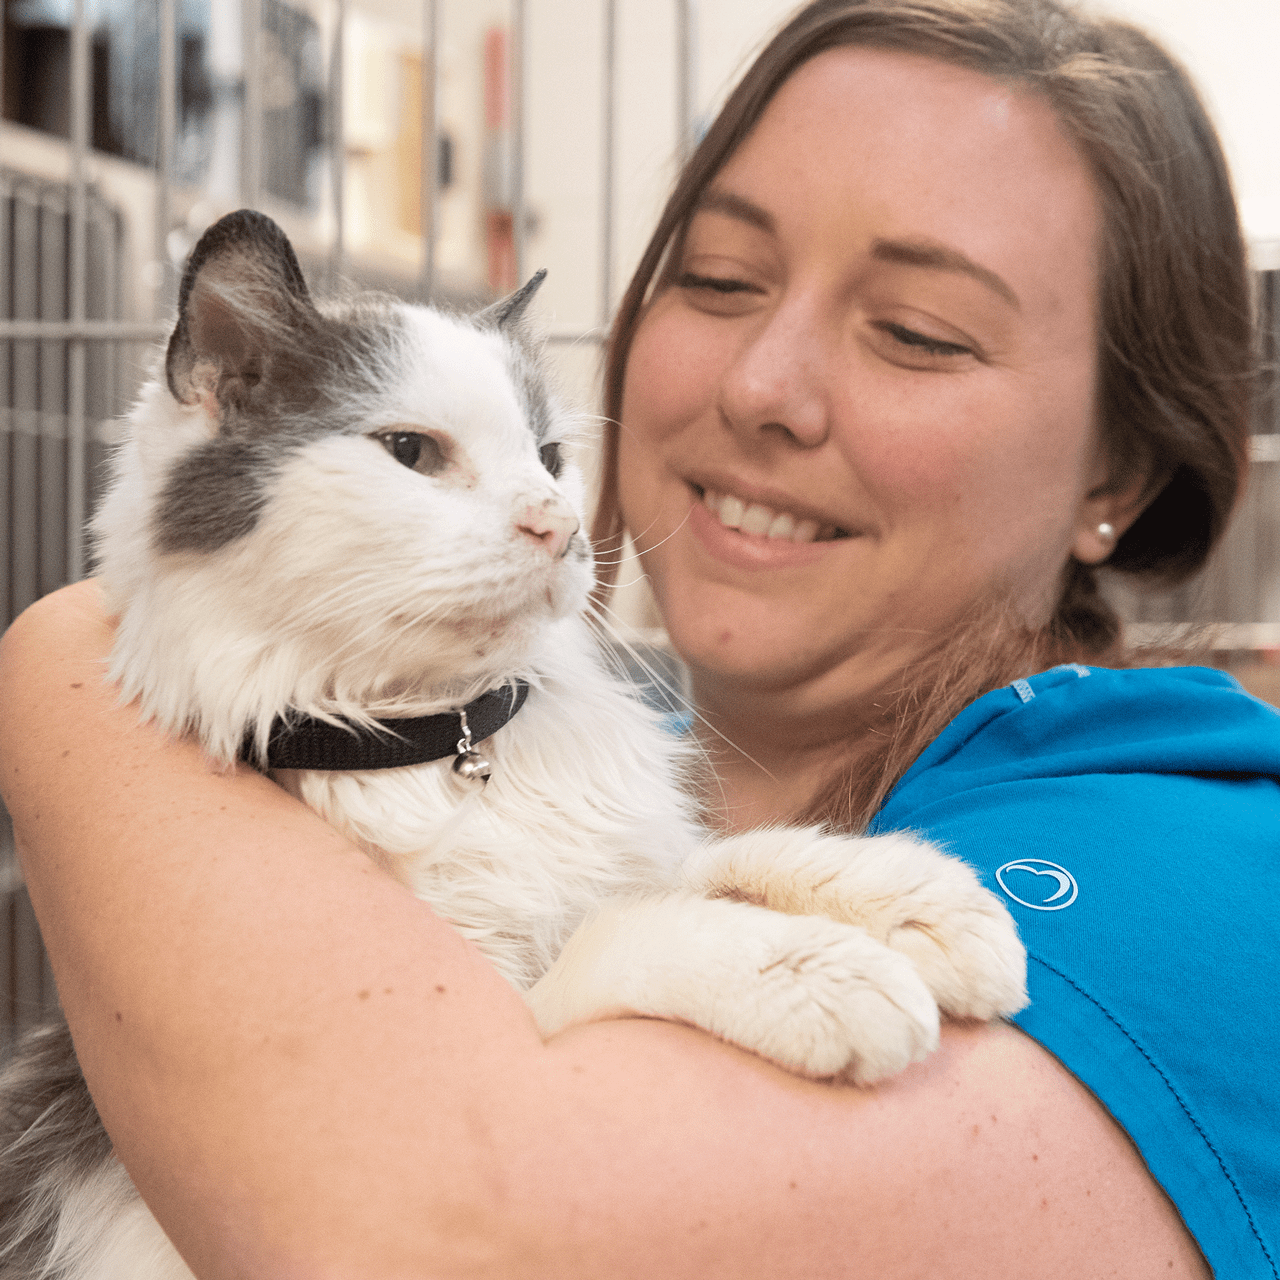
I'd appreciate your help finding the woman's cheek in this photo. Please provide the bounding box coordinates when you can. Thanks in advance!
[623,303,728,442]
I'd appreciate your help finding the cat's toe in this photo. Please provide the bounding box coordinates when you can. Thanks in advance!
[885,896,1027,1021]
[723,914,941,1086]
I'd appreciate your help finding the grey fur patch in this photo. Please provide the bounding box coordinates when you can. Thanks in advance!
[153,301,411,556]
[153,436,281,555]
[504,340,556,444]
[0,1016,112,1279]
[152,210,419,557]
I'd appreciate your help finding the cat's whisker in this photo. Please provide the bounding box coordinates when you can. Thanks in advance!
[591,572,652,590]
[580,608,736,824]
[584,595,780,792]
[590,507,693,571]
[582,613,688,713]
[579,607,723,795]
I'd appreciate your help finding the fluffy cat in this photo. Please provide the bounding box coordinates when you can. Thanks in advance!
[0,210,1025,1280]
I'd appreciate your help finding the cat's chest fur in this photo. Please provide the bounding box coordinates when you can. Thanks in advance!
[275,623,699,988]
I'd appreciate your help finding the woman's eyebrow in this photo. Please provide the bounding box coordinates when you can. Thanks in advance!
[871,237,1021,310]
[695,189,776,234]
[690,195,1019,311]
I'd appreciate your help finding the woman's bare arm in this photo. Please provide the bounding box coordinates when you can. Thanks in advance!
[0,581,1207,1280]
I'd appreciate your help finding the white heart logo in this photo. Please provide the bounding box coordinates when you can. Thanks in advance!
[995,859,1078,911]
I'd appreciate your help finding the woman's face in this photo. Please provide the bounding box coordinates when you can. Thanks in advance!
[618,47,1117,710]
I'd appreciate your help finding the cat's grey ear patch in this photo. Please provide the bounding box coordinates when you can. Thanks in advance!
[475,269,547,332]
[166,209,319,417]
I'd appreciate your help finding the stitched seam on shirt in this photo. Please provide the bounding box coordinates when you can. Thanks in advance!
[1029,953,1277,1277]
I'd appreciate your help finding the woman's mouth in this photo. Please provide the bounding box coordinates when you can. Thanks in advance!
[697,487,851,543]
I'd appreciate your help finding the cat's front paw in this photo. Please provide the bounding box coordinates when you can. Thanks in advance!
[683,827,1027,1023]
[526,896,939,1086]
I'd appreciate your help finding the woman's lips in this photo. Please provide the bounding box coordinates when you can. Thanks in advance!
[686,489,852,570]
[698,486,851,543]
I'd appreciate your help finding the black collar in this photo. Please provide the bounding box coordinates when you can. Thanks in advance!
[245,681,530,771]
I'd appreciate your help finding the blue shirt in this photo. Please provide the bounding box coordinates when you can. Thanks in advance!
[868,664,1280,1278]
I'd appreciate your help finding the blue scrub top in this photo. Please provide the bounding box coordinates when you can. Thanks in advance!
[868,664,1280,1279]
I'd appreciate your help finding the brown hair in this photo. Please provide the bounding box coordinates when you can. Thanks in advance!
[592,0,1255,828]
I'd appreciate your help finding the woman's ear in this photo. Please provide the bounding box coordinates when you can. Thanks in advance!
[1071,448,1166,565]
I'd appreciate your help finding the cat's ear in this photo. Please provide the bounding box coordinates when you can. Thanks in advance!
[474,269,547,333]
[165,209,320,419]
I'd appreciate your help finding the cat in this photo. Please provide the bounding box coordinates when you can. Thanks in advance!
[0,209,1025,1280]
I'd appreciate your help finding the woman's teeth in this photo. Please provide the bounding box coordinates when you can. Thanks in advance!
[702,489,843,543]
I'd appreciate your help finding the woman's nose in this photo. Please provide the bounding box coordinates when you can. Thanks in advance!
[716,300,831,448]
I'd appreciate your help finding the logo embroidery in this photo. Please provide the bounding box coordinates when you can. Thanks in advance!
[995,859,1078,911]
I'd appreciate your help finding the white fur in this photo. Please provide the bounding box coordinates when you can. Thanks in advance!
[24,287,1026,1278]
[48,1164,194,1280]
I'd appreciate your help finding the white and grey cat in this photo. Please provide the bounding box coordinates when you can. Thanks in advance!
[0,210,1025,1280]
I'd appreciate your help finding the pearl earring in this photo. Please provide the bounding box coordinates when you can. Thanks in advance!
[1097,522,1116,544]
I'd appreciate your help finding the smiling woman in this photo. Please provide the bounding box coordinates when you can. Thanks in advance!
[0,1,1277,1278]
[616,48,1111,816]
[596,0,1256,832]
[588,0,1278,1271]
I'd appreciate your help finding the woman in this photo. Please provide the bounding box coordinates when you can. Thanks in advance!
[1,1,1276,1276]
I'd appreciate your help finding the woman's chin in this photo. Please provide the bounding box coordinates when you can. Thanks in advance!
[659,597,844,695]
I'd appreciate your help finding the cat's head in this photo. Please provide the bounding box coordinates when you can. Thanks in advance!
[95,210,595,736]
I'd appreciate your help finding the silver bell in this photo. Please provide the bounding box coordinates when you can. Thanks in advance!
[453,749,492,785]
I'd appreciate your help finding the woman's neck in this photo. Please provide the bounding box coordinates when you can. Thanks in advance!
[687,669,889,834]
[682,609,1059,835]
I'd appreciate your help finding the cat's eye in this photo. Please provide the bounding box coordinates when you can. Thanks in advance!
[539,441,563,477]
[376,431,446,476]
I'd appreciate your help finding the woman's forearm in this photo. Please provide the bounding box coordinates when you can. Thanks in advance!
[0,583,1207,1280]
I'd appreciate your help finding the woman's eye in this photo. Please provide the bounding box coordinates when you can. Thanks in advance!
[876,322,973,359]
[676,271,758,295]
[539,442,563,477]
[376,431,446,475]
[675,271,765,317]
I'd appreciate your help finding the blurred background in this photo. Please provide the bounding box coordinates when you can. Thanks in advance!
[1,0,1278,1043]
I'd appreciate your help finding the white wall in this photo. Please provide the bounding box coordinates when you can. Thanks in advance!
[1099,0,1280,256]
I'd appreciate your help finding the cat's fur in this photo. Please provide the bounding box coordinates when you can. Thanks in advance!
[0,210,1025,1279]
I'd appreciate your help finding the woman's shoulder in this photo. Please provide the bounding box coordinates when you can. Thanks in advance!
[888,662,1280,797]
[871,660,1279,883]
[870,662,1280,1280]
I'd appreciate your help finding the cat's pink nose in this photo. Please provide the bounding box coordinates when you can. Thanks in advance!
[516,496,579,559]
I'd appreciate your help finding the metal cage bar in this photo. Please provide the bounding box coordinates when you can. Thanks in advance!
[599,0,616,327]
[155,0,177,309]
[419,0,441,300]
[676,0,698,162]
[241,0,264,209]
[511,0,527,287]
[66,0,90,582]
[330,0,347,286]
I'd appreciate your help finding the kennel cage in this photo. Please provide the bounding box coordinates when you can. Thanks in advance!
[0,0,703,1048]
